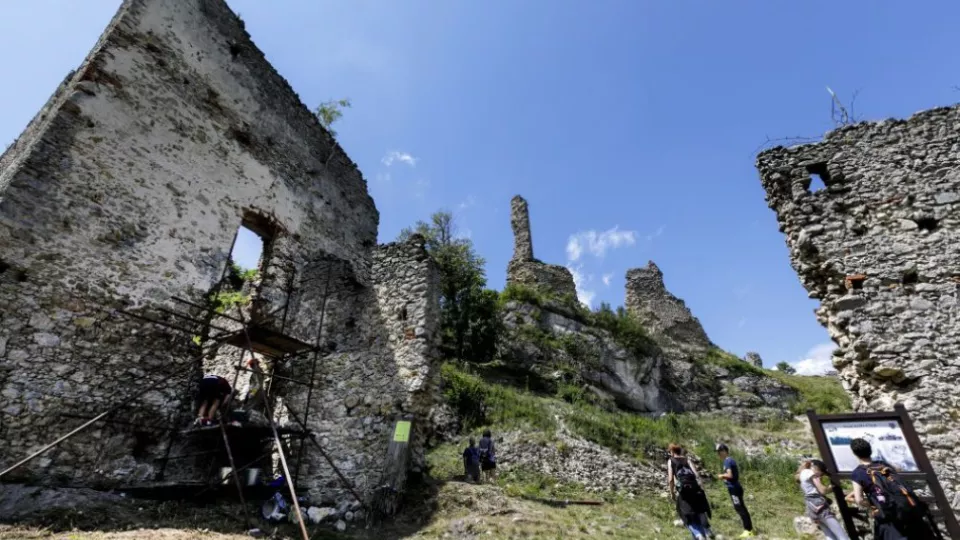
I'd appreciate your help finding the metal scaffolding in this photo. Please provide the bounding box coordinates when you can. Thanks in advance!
[0,253,366,539]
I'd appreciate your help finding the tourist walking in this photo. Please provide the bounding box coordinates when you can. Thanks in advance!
[716,444,756,538]
[796,459,850,540]
[463,437,481,483]
[667,443,714,540]
[478,429,497,484]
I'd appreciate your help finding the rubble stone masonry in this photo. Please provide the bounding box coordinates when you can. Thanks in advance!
[757,105,960,514]
[0,0,439,505]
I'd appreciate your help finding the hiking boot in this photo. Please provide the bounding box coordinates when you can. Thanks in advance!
[738,531,756,538]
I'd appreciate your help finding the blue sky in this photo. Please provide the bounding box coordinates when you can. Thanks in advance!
[3,1,960,373]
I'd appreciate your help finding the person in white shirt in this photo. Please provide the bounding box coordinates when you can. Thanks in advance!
[796,459,850,540]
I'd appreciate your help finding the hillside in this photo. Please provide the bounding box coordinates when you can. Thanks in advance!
[409,362,850,539]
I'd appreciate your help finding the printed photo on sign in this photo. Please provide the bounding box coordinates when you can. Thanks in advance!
[821,420,919,473]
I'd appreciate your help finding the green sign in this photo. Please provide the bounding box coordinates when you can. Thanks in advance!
[393,421,411,443]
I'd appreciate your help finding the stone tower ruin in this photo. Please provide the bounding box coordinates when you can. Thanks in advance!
[0,0,439,506]
[505,195,577,299]
[757,105,960,514]
[624,262,714,352]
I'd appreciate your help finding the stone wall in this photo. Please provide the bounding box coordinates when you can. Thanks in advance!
[505,195,577,300]
[757,104,960,513]
[0,0,380,489]
[285,236,440,503]
[624,262,714,352]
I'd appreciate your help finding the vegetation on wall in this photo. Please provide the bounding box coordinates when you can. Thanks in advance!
[399,211,502,363]
[315,98,351,137]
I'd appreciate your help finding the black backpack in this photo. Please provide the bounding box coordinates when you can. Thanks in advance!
[864,463,926,523]
[672,458,699,491]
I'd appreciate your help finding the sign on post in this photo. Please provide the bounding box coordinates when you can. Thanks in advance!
[807,405,959,540]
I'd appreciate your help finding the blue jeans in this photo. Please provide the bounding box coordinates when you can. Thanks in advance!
[686,514,710,539]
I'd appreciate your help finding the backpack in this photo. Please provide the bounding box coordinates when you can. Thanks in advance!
[672,458,699,491]
[864,463,926,523]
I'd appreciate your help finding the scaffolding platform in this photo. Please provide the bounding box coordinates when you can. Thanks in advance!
[179,423,308,439]
[219,324,313,358]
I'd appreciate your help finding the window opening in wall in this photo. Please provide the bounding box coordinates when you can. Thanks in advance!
[230,225,264,273]
[914,217,939,232]
[902,270,919,285]
[805,162,831,194]
[809,174,827,193]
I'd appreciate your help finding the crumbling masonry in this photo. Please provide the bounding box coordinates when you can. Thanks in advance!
[506,195,578,299]
[0,0,439,505]
[757,105,960,514]
[624,262,714,353]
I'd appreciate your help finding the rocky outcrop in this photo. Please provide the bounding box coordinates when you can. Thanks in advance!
[624,262,713,352]
[757,105,960,513]
[505,196,577,300]
[745,351,764,368]
[500,301,666,413]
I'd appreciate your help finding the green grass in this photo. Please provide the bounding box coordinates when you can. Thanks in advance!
[441,363,557,433]
[769,370,852,415]
[430,362,829,539]
[699,347,851,415]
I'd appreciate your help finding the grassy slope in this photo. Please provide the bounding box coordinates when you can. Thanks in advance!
[418,363,851,539]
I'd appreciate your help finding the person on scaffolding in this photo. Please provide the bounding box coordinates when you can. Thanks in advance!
[194,373,234,427]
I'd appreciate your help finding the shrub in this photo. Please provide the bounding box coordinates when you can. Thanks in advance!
[769,370,851,415]
[440,363,556,432]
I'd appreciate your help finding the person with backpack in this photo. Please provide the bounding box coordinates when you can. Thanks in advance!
[716,444,756,538]
[849,437,939,539]
[796,459,850,540]
[667,443,714,540]
[463,437,481,484]
[478,429,497,484]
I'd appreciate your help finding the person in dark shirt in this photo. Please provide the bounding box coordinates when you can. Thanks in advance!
[463,437,481,483]
[848,437,937,540]
[195,374,233,427]
[478,429,497,484]
[716,444,755,538]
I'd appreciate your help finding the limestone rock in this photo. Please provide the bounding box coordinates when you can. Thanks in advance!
[745,351,764,368]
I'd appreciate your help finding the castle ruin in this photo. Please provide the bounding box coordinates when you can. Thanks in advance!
[624,262,714,353]
[0,0,439,506]
[757,105,960,513]
[506,195,578,300]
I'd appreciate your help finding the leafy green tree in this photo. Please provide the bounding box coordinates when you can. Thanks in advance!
[399,211,501,362]
[315,98,351,137]
[775,361,797,375]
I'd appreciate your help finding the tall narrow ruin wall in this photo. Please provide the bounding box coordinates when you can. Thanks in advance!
[624,262,713,352]
[757,104,960,513]
[0,0,379,487]
[285,237,440,503]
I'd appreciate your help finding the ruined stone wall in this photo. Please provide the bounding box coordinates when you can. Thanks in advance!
[757,105,960,513]
[624,262,713,352]
[0,0,377,486]
[285,236,440,503]
[505,195,577,300]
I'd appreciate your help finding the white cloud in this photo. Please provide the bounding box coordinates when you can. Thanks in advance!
[568,265,595,308]
[566,226,638,262]
[602,273,614,286]
[790,343,837,375]
[381,150,418,167]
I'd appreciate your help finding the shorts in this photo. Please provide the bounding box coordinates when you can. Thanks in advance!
[199,376,229,402]
[481,458,496,471]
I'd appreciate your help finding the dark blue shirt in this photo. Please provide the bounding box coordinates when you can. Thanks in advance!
[463,446,480,466]
[722,457,741,489]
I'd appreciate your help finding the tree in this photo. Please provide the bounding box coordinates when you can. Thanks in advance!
[775,361,797,375]
[315,98,351,137]
[399,211,501,362]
